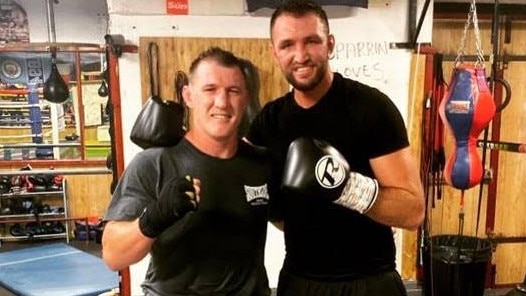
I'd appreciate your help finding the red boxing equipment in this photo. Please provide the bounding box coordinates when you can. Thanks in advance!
[439,64,496,190]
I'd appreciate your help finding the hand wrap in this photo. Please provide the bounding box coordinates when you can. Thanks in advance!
[139,176,197,238]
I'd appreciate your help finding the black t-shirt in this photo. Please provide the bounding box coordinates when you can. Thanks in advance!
[246,73,409,279]
[105,138,272,296]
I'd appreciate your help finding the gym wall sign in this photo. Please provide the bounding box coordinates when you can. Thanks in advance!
[166,0,188,15]
[0,53,51,85]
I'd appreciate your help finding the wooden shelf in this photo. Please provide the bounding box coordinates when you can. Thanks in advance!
[0,216,89,245]
[0,213,65,221]
[0,193,63,201]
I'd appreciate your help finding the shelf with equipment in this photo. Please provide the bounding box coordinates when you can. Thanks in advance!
[0,169,69,244]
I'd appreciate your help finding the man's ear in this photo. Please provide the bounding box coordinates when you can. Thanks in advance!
[328,34,335,58]
[182,85,193,108]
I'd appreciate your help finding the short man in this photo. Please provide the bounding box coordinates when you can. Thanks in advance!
[103,47,272,296]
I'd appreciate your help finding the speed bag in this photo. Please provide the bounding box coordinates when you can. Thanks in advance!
[439,64,496,190]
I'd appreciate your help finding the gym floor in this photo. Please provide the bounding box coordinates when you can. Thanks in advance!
[0,239,517,296]
[0,238,104,296]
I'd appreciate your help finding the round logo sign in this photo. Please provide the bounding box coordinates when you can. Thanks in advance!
[1,59,22,79]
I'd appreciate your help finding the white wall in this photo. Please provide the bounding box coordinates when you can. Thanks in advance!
[11,0,433,294]
[16,0,108,44]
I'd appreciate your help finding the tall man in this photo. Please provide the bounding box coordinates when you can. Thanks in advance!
[246,1,425,295]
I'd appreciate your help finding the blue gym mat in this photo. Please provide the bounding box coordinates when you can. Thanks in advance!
[0,243,119,296]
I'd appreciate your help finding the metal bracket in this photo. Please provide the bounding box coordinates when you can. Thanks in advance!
[104,34,125,57]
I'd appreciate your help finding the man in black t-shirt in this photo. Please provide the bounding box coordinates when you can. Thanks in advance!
[103,47,272,296]
[246,1,425,296]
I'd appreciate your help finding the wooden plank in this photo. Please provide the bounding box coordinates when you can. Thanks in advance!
[493,243,526,285]
[66,174,112,219]
[492,60,526,284]
[138,37,289,108]
[402,53,426,280]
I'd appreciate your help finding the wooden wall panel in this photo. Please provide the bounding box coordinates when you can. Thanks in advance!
[431,19,526,285]
[402,53,426,280]
[66,173,112,219]
[493,56,526,284]
[495,59,526,236]
[494,244,526,285]
[138,37,289,107]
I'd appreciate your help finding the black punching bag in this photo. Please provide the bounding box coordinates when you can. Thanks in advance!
[238,58,262,137]
[43,49,70,104]
[98,70,109,97]
[174,70,189,131]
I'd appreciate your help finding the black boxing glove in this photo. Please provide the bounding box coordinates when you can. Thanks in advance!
[281,137,378,214]
[139,175,197,238]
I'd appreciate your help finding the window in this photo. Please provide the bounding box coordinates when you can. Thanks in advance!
[0,44,110,168]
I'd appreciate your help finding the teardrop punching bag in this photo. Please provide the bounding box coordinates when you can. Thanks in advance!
[439,64,495,190]
[43,49,70,104]
[98,63,109,97]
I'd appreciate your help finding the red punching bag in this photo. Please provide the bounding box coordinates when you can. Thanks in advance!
[439,64,495,190]
[439,1,496,191]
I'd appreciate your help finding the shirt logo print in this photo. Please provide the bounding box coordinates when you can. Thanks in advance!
[244,184,269,205]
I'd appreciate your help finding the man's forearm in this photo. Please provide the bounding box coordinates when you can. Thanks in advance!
[102,220,154,271]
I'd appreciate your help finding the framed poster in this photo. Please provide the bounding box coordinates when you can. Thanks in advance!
[0,0,30,44]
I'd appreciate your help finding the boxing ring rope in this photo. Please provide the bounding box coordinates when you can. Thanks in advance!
[0,133,50,139]
[0,103,50,108]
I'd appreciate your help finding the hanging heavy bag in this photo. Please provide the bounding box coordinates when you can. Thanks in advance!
[238,58,262,137]
[130,42,186,149]
[174,70,189,131]
[438,2,496,190]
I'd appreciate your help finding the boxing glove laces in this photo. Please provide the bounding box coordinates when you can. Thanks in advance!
[281,137,379,214]
[139,175,197,238]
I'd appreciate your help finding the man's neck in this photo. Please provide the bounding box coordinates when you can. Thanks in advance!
[185,133,238,159]
[294,71,333,109]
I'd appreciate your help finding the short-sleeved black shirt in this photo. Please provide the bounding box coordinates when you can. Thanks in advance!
[105,138,272,296]
[247,73,409,279]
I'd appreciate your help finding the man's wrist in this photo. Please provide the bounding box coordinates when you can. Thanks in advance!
[138,207,159,238]
[334,172,379,214]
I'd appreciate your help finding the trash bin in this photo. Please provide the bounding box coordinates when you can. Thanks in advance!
[423,235,492,296]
